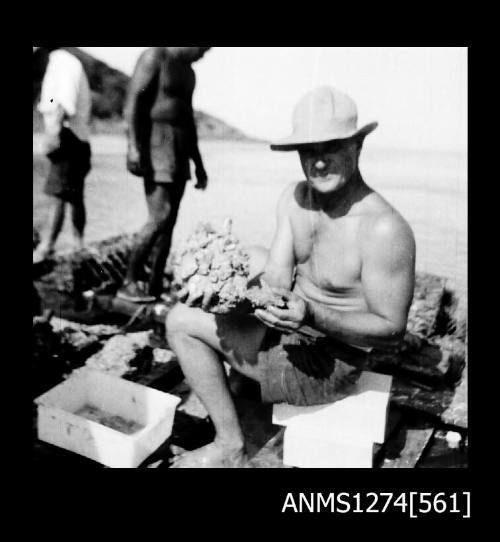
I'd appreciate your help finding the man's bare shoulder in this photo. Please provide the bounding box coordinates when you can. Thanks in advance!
[276,181,303,215]
[136,48,163,69]
[360,191,415,253]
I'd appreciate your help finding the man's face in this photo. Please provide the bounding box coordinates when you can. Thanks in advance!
[299,138,360,194]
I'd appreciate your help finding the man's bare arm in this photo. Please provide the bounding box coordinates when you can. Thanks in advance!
[259,212,415,346]
[124,48,158,174]
[307,214,416,348]
[42,103,65,155]
[188,112,208,189]
[186,71,207,189]
[261,184,296,290]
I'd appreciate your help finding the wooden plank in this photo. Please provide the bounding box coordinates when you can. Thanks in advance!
[380,425,435,468]
[441,371,468,427]
[417,429,468,468]
[247,427,288,469]
[373,408,403,462]
[390,375,467,429]
[369,333,466,388]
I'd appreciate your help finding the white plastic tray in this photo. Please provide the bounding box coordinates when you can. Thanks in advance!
[35,369,180,468]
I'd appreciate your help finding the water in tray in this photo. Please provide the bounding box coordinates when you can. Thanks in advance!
[74,404,145,435]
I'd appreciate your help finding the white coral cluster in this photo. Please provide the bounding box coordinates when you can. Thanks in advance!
[246,281,287,309]
[171,219,251,313]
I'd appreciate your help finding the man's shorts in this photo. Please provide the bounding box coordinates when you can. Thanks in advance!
[45,127,91,203]
[145,122,191,183]
[258,329,370,407]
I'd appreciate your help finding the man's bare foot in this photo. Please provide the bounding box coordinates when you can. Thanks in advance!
[170,441,247,468]
[72,238,85,252]
[33,243,54,263]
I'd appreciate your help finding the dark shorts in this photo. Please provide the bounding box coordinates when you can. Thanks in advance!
[45,128,91,202]
[258,329,369,407]
[144,122,191,184]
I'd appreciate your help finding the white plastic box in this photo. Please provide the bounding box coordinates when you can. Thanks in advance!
[273,372,392,443]
[35,369,181,468]
[273,371,392,468]
[283,424,375,468]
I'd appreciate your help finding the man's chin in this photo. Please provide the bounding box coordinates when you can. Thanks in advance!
[309,177,343,193]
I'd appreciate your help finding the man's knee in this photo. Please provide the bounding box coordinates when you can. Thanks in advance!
[151,209,171,230]
[142,210,170,239]
[166,303,200,342]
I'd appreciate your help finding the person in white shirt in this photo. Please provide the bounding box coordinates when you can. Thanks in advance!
[33,46,92,262]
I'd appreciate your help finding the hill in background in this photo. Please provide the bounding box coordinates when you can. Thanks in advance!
[33,47,258,141]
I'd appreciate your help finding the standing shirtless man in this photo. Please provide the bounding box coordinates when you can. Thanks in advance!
[166,86,416,468]
[118,47,210,303]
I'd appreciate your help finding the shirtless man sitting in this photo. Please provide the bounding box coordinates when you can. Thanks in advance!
[166,86,416,468]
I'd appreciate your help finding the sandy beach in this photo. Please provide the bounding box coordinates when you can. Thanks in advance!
[33,134,467,301]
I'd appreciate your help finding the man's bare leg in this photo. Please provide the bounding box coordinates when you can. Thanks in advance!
[125,183,170,281]
[167,324,246,467]
[47,198,66,247]
[118,181,173,301]
[34,197,65,262]
[147,181,186,297]
[70,197,86,251]
[166,302,268,468]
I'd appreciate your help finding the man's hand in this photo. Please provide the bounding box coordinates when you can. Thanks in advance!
[254,287,309,333]
[194,166,208,190]
[126,145,144,177]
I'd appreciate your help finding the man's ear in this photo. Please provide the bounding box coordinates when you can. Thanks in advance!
[355,135,365,156]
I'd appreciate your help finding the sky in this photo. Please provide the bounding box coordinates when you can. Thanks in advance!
[79,47,467,152]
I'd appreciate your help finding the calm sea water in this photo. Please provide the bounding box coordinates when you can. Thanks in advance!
[33,135,467,299]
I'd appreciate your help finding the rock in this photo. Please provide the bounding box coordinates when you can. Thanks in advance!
[51,317,121,339]
[445,431,462,449]
[33,317,62,363]
[153,348,175,364]
[406,272,446,337]
[34,233,139,296]
[84,331,153,376]
[441,368,468,427]
[32,317,70,397]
